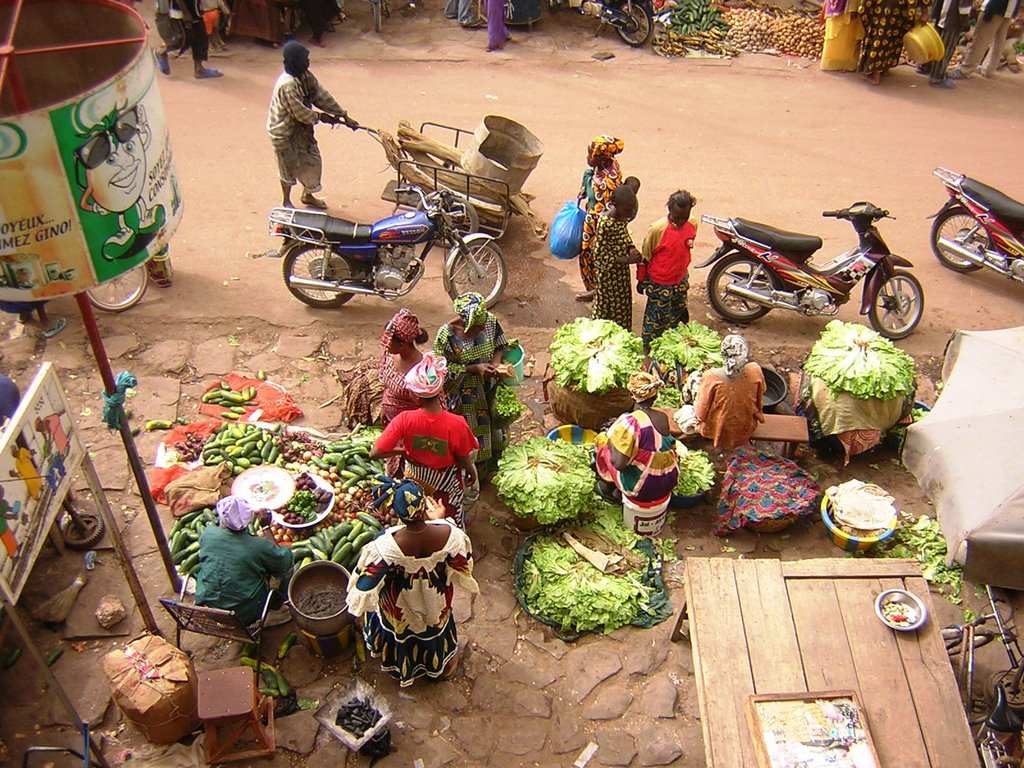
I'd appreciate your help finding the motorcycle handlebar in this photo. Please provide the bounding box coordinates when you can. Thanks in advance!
[821,210,841,218]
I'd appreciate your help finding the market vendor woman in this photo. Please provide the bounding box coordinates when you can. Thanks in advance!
[195,496,293,625]
[346,477,478,687]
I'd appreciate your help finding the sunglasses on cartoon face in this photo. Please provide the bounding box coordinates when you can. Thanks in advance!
[76,108,141,170]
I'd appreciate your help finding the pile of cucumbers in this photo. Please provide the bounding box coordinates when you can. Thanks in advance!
[201,422,282,475]
[292,514,383,572]
[169,506,218,577]
[312,433,386,491]
[202,381,258,420]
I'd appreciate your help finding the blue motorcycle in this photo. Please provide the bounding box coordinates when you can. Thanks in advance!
[267,186,506,309]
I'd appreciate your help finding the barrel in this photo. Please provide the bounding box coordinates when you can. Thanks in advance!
[460,116,544,197]
[287,561,354,637]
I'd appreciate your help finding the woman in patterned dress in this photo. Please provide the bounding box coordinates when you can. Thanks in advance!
[858,0,924,83]
[379,309,430,475]
[592,185,641,332]
[433,292,509,475]
[346,478,478,687]
[577,135,625,302]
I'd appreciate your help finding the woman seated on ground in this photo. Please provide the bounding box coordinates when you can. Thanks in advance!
[194,496,293,625]
[346,477,478,687]
[694,334,765,451]
[595,372,679,520]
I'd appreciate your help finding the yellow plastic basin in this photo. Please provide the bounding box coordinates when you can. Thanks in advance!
[903,23,945,65]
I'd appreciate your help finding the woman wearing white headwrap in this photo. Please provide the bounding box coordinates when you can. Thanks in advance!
[194,495,294,625]
[693,335,766,451]
[371,355,479,528]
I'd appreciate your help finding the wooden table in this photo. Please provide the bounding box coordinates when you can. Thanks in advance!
[675,557,979,767]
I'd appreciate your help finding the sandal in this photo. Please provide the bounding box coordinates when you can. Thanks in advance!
[42,318,67,339]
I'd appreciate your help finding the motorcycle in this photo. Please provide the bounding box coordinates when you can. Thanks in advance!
[549,0,654,47]
[930,167,1024,283]
[698,202,924,340]
[267,186,507,309]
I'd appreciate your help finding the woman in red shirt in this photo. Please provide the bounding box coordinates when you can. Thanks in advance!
[638,190,697,351]
[371,355,479,528]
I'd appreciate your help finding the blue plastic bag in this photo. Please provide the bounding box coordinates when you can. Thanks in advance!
[549,201,586,261]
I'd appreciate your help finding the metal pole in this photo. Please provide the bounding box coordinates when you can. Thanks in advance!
[81,453,162,635]
[74,293,180,591]
[0,594,112,768]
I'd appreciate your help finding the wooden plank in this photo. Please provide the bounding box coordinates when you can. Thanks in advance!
[786,577,861,691]
[733,560,807,694]
[882,576,980,767]
[833,578,931,767]
[751,414,809,443]
[782,559,922,579]
[686,558,758,767]
[684,568,714,768]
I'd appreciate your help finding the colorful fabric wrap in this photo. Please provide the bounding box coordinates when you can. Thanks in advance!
[721,334,750,379]
[588,135,625,163]
[627,371,664,403]
[404,353,447,398]
[713,448,820,536]
[216,495,254,531]
[595,410,678,503]
[380,308,423,350]
[373,476,428,522]
[453,292,487,328]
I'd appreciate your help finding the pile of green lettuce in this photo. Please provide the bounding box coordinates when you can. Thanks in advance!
[494,438,595,525]
[804,321,916,401]
[653,387,683,409]
[674,447,716,497]
[495,384,527,421]
[550,318,644,394]
[649,322,723,372]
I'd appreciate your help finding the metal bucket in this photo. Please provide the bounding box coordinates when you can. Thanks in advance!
[287,561,354,637]
[461,116,543,197]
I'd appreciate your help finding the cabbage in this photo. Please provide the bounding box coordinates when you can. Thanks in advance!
[550,318,644,394]
[653,387,682,409]
[649,322,723,372]
[494,438,595,525]
[495,384,526,420]
[674,446,715,497]
[804,321,916,401]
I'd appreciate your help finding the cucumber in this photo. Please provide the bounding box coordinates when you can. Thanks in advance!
[258,686,279,698]
[241,642,258,658]
[310,547,328,561]
[45,647,64,667]
[277,632,299,660]
[3,646,22,669]
[356,513,381,530]
[179,552,201,575]
[178,508,205,527]
[351,531,374,551]
[332,542,353,565]
[261,669,278,689]
[274,670,291,697]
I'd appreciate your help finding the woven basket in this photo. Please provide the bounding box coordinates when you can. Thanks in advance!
[748,516,797,533]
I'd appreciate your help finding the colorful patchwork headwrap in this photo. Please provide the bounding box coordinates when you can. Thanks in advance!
[373,476,428,522]
[380,308,423,350]
[721,335,750,379]
[588,135,625,165]
[216,495,254,532]
[453,292,487,328]
[627,371,664,403]
[404,353,447,398]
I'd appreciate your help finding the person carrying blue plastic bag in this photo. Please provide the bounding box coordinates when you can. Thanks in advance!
[549,201,586,260]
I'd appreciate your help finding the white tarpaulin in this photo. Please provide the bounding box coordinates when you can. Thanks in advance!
[903,326,1024,589]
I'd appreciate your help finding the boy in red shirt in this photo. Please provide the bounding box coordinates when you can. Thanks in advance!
[637,190,698,350]
[371,354,479,528]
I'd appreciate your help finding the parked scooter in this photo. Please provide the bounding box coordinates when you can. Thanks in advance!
[698,202,924,340]
[549,0,654,46]
[267,186,506,309]
[930,167,1024,283]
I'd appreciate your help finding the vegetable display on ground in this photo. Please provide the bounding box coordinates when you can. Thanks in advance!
[674,446,716,497]
[495,384,527,421]
[494,437,596,525]
[649,321,723,373]
[803,320,916,401]
[550,318,645,395]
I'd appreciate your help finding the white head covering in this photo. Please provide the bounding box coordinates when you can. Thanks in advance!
[721,335,750,379]
[216,495,254,531]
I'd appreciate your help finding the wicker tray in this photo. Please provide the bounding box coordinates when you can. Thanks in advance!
[315,679,394,752]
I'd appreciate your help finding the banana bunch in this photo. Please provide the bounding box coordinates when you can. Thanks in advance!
[654,27,737,57]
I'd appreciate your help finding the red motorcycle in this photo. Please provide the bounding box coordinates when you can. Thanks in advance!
[698,202,924,340]
[931,168,1024,283]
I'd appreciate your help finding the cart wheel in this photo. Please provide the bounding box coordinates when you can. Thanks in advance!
[63,511,105,551]
[988,668,1024,711]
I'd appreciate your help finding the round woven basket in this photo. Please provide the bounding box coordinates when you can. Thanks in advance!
[748,516,797,533]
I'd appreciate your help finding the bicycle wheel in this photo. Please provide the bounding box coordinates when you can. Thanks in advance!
[87,266,149,312]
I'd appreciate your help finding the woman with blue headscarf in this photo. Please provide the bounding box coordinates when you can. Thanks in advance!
[433,292,509,476]
[346,478,478,687]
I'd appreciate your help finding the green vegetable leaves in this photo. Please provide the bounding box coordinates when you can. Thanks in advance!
[550,318,644,394]
[804,321,916,401]
[653,387,683,409]
[649,322,723,373]
[495,384,527,420]
[673,447,716,497]
[494,438,595,525]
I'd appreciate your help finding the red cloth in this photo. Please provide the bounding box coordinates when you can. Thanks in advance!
[638,221,695,286]
[148,465,188,506]
[374,409,478,471]
[198,373,303,423]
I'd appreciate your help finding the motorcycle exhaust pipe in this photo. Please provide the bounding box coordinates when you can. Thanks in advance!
[724,282,784,309]
[287,276,379,295]
[937,237,1008,274]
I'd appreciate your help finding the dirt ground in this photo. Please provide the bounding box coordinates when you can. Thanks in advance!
[1,4,1023,767]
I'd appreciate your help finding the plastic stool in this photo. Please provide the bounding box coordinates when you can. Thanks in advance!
[197,667,275,764]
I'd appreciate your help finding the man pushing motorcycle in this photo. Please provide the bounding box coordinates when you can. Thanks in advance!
[266,42,360,210]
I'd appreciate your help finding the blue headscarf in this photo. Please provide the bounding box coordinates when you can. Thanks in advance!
[372,476,427,523]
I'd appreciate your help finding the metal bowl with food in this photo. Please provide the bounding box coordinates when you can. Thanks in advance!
[874,588,928,631]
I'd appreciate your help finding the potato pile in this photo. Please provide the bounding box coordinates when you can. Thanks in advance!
[723,5,824,60]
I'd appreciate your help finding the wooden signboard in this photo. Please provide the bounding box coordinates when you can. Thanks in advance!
[747,691,882,768]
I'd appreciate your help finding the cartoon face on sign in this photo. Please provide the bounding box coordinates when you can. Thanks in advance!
[73,102,166,263]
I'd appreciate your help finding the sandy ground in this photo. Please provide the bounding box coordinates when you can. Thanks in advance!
[1,4,1023,767]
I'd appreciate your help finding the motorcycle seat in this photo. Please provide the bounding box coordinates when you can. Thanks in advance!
[734,218,823,261]
[290,211,373,244]
[963,178,1024,231]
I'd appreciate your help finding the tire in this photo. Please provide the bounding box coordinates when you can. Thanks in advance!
[281,242,354,309]
[615,3,653,47]
[706,252,777,323]
[372,0,383,33]
[86,266,148,312]
[445,235,507,306]
[867,270,924,340]
[930,206,986,272]
[63,511,105,550]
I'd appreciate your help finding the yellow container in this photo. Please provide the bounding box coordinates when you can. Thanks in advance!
[820,497,897,553]
[903,23,945,65]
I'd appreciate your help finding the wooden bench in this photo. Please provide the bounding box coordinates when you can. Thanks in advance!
[751,413,810,458]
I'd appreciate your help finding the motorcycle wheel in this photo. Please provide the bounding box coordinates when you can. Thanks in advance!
[615,3,653,47]
[868,270,924,340]
[930,206,985,273]
[282,242,354,308]
[706,252,777,323]
[445,236,507,306]
[86,266,148,312]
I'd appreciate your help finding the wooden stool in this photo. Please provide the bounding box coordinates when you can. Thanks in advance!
[197,667,275,764]
[751,413,810,458]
